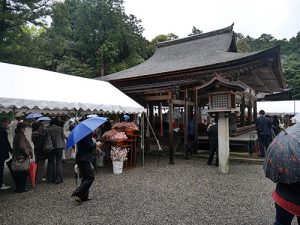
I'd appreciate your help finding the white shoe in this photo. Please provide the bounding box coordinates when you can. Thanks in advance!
[0,184,11,190]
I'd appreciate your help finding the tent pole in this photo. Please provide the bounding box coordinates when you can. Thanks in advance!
[141,113,145,166]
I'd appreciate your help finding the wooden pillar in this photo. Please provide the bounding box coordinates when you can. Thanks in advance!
[253,99,257,122]
[240,95,245,126]
[144,104,151,154]
[168,98,174,164]
[141,113,145,166]
[248,100,253,125]
[194,89,199,146]
[149,104,154,131]
[218,112,230,173]
[184,89,188,147]
[158,103,163,137]
[146,104,150,138]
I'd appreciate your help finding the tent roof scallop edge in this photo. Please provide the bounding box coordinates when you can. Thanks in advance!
[0,63,144,114]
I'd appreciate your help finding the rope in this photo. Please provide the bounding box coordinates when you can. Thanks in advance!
[144,113,162,166]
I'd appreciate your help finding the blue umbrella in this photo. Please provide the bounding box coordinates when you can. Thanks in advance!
[123,114,130,121]
[26,113,43,119]
[37,116,51,121]
[66,116,107,149]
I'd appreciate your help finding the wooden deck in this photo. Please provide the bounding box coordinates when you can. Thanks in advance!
[198,130,258,152]
[146,130,258,153]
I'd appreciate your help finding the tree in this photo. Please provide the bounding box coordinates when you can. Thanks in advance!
[236,31,300,99]
[144,33,179,58]
[188,26,203,36]
[0,0,51,65]
[235,33,251,52]
[35,0,149,77]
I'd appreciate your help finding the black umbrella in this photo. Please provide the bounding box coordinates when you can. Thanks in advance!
[264,123,300,184]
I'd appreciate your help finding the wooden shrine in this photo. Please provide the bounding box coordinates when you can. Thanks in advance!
[98,24,286,164]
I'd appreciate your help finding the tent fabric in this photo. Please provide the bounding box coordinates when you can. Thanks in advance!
[0,63,144,114]
[257,101,300,115]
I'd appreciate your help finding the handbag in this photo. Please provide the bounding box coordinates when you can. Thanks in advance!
[43,131,54,154]
[11,157,30,172]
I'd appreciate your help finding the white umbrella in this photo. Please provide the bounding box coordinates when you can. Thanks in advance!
[64,118,76,131]
[87,114,98,118]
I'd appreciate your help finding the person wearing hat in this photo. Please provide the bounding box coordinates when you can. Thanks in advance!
[0,118,13,190]
[12,122,33,193]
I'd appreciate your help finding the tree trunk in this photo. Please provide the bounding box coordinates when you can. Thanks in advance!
[100,63,105,77]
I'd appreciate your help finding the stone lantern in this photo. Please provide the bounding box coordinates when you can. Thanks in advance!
[196,74,247,173]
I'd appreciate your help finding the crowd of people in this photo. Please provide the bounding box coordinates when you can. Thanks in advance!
[0,116,107,205]
[0,117,66,193]
[1,113,299,223]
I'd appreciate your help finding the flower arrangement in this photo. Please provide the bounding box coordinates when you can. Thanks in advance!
[102,130,128,142]
[112,122,139,131]
[110,146,129,162]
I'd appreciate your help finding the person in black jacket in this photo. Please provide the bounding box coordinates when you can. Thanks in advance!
[207,118,218,166]
[272,182,300,224]
[0,118,13,190]
[71,132,101,204]
[31,121,48,183]
[256,110,272,157]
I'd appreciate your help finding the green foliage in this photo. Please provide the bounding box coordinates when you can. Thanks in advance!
[146,33,179,56]
[0,0,299,93]
[0,0,149,77]
[236,32,300,99]
[0,0,51,65]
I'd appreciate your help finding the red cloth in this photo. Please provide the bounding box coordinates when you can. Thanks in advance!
[273,191,300,216]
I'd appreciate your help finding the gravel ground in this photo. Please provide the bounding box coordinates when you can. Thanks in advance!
[0,156,298,225]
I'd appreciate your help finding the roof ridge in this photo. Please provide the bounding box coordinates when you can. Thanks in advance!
[157,23,234,48]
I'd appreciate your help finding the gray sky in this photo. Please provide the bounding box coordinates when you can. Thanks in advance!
[124,0,300,41]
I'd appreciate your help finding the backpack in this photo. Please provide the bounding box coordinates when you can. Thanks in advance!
[43,130,54,154]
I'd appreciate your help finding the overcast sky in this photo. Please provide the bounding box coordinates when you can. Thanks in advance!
[123,0,300,41]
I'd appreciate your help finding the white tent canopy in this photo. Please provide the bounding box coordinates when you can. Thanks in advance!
[0,63,144,114]
[257,100,300,115]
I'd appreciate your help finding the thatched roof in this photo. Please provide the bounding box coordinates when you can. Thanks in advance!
[98,24,285,92]
[100,25,250,81]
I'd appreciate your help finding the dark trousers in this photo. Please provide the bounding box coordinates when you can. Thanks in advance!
[258,135,272,156]
[47,148,63,183]
[72,161,95,200]
[0,158,4,187]
[36,159,46,182]
[14,171,28,192]
[185,135,195,159]
[208,145,218,165]
[5,159,16,186]
[274,203,300,225]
